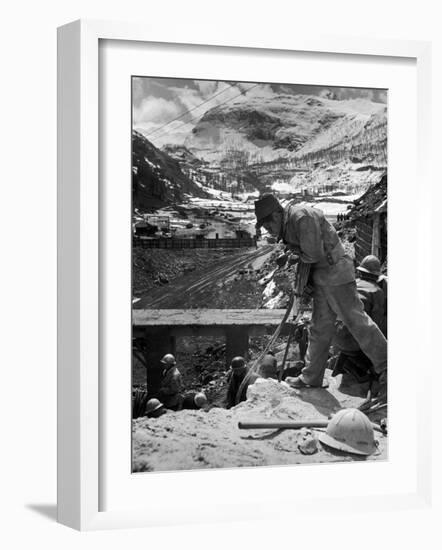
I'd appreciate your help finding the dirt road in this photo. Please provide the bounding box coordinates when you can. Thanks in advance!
[134,245,273,309]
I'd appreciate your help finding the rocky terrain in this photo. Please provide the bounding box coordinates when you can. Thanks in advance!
[132,248,231,298]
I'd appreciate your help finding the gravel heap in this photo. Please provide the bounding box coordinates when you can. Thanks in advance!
[132,374,387,472]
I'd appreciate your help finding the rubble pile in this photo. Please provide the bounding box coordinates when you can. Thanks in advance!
[182,340,229,406]
[132,376,387,472]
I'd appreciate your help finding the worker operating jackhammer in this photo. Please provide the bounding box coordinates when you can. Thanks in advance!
[254,193,387,390]
[233,249,310,405]
[277,260,311,381]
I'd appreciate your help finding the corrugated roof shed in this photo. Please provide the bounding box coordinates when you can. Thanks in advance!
[349,173,387,219]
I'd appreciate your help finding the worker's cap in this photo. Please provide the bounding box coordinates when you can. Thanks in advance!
[254,194,282,227]
[356,255,381,277]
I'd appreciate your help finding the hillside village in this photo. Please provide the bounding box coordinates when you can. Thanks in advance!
[131,84,388,472]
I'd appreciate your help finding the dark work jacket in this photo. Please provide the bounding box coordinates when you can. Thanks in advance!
[158,366,183,409]
[334,277,386,353]
[225,369,259,408]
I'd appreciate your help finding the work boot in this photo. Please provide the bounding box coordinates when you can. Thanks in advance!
[286,376,329,389]
[286,376,312,388]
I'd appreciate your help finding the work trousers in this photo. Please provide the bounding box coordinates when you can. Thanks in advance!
[301,282,387,386]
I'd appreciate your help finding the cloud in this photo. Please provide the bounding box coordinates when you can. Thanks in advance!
[244,84,275,98]
[133,97,182,125]
[169,82,249,122]
[194,80,219,97]
[376,90,388,104]
[136,120,195,147]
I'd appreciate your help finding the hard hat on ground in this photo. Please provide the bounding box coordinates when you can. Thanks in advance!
[231,356,246,369]
[145,398,164,415]
[254,194,282,227]
[194,392,208,408]
[161,353,176,366]
[318,408,377,456]
[357,255,381,277]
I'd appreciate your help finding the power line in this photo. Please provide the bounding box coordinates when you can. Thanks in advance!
[143,83,236,139]
[145,83,260,143]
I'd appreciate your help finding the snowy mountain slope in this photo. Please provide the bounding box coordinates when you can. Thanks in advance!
[132,131,208,210]
[184,94,386,165]
[161,144,206,168]
[295,107,386,157]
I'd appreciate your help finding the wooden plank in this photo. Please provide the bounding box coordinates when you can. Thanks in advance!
[132,237,256,250]
[356,226,373,242]
[133,309,287,327]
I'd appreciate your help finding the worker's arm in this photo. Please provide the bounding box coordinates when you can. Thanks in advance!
[296,216,324,264]
[225,378,236,409]
[370,289,385,328]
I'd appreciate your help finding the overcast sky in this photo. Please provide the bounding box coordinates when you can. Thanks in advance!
[132,77,387,147]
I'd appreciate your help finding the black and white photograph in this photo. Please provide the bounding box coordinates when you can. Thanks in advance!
[131,76,388,472]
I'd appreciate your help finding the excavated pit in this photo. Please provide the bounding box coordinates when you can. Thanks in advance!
[132,373,387,472]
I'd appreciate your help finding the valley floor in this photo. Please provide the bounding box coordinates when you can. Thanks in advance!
[133,244,274,309]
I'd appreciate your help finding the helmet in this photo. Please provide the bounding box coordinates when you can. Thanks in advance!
[145,398,164,415]
[231,356,246,369]
[318,408,377,456]
[194,392,208,408]
[357,255,381,277]
[161,353,176,366]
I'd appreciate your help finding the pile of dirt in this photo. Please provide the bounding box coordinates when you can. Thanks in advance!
[132,374,387,472]
[132,248,229,296]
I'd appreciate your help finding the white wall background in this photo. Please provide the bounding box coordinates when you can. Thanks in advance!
[0,0,440,547]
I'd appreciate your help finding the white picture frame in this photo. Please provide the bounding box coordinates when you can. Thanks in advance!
[57,19,432,531]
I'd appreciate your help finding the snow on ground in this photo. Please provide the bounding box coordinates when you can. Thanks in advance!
[192,180,228,199]
[313,201,351,216]
[271,181,297,194]
[262,279,276,300]
[263,291,284,309]
[289,161,385,195]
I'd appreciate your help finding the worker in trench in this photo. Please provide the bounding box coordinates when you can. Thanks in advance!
[225,356,260,408]
[331,254,387,387]
[226,353,283,408]
[254,193,387,390]
[158,354,184,411]
[157,354,209,412]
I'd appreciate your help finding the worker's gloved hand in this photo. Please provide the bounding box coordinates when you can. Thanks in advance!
[276,253,288,268]
[287,254,299,266]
